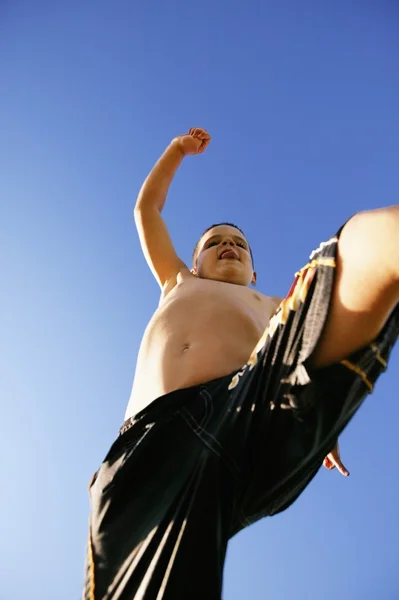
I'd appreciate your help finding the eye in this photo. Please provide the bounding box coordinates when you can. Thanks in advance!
[237,242,247,249]
[206,241,218,248]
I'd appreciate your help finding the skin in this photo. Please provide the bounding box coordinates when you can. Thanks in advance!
[129,128,399,477]
[128,223,281,413]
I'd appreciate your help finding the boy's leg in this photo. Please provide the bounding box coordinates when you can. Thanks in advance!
[310,205,399,368]
[83,390,235,600]
[220,214,399,528]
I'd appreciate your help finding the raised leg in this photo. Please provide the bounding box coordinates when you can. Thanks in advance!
[310,206,399,368]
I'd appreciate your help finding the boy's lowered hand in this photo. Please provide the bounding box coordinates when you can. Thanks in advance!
[323,442,350,477]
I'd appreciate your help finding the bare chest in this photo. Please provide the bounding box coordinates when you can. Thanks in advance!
[127,278,281,417]
[151,277,278,344]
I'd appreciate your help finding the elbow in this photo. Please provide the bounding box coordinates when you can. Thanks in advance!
[134,193,143,215]
[134,195,153,217]
[133,198,146,218]
[133,204,159,222]
[133,205,144,224]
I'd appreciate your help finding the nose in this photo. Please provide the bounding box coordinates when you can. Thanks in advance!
[221,238,235,246]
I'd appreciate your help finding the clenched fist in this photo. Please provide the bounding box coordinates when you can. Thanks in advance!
[172,128,211,156]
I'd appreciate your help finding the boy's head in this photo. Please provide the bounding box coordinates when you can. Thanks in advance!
[192,222,256,287]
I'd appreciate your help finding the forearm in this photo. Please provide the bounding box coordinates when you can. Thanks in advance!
[135,141,184,213]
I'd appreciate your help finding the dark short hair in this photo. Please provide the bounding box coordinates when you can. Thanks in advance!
[192,222,254,267]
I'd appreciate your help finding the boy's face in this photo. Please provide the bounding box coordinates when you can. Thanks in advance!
[193,225,256,286]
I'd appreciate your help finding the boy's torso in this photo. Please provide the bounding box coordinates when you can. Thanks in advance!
[126,268,281,418]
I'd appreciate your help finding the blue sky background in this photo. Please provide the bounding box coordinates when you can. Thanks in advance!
[1,2,399,598]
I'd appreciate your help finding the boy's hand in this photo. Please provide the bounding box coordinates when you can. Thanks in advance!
[323,442,350,477]
[172,128,211,156]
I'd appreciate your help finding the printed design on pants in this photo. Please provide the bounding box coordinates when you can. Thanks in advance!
[228,254,336,391]
[308,236,338,260]
[339,339,389,393]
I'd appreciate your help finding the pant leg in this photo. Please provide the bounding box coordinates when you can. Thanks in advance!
[83,388,236,600]
[178,231,399,536]
[229,230,399,529]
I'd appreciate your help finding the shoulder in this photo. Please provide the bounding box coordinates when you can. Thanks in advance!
[159,267,196,303]
[255,291,283,309]
[271,295,284,309]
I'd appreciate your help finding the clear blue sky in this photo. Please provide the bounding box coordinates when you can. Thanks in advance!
[1,2,399,598]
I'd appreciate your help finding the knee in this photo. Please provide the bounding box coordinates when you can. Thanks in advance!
[344,205,399,282]
[358,204,399,234]
[337,205,399,299]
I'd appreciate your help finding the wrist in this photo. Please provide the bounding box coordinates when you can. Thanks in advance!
[169,138,186,158]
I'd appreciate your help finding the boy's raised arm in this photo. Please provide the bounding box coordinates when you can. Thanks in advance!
[134,128,211,288]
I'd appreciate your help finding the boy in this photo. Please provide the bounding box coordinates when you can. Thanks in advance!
[84,128,399,599]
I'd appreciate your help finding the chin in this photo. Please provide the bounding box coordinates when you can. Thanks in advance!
[215,272,247,285]
[200,264,246,285]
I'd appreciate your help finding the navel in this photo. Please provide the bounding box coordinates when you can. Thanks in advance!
[182,343,190,353]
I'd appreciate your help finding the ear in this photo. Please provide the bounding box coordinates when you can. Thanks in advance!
[190,267,197,275]
[251,271,257,286]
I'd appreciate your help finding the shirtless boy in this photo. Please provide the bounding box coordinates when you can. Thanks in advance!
[84,128,399,600]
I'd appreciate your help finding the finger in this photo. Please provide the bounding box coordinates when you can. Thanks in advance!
[323,457,335,470]
[337,462,350,477]
[330,454,350,477]
[196,141,206,154]
[192,128,210,140]
[199,138,211,153]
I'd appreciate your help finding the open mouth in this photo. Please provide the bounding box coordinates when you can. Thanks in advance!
[219,249,239,260]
